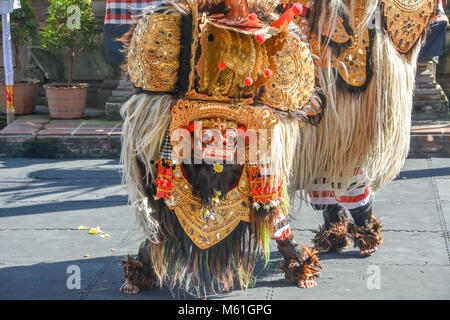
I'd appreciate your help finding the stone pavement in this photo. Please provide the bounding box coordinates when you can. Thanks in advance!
[0,157,449,300]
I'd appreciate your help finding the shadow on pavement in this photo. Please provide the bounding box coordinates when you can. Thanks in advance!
[0,197,126,218]
[0,254,285,300]
[396,167,450,180]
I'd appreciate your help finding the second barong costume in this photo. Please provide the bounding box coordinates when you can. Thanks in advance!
[119,0,324,296]
[291,0,434,254]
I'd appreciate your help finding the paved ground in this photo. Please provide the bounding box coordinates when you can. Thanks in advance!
[0,157,449,300]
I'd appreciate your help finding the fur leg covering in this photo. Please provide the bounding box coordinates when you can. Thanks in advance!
[313,205,350,252]
[121,240,158,291]
[313,222,349,253]
[277,233,321,286]
[348,216,383,253]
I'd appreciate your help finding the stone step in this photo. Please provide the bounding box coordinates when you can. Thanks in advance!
[0,117,121,158]
[409,120,450,157]
[416,82,439,89]
[412,99,449,119]
[413,94,446,101]
[414,87,444,95]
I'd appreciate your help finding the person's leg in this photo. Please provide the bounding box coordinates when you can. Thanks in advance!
[272,210,321,288]
[310,181,350,252]
[337,186,383,255]
[312,204,350,252]
[120,239,158,294]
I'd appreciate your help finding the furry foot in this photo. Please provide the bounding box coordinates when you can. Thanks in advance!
[312,221,349,253]
[120,280,140,295]
[299,279,317,288]
[120,255,157,293]
[348,216,383,256]
[360,247,377,256]
[277,243,321,289]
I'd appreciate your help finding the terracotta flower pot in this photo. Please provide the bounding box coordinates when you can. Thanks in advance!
[44,83,89,119]
[0,80,40,115]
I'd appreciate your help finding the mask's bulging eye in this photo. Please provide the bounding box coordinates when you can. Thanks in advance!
[202,131,212,143]
[225,131,237,144]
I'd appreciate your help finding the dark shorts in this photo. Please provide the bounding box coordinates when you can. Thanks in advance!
[419,21,447,60]
[103,24,132,64]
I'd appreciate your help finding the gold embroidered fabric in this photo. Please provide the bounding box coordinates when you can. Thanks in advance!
[382,0,434,53]
[305,0,370,87]
[127,13,181,92]
[279,0,314,8]
[322,17,351,45]
[168,165,251,249]
[259,34,315,111]
[336,0,370,87]
[248,0,280,14]
[194,20,286,100]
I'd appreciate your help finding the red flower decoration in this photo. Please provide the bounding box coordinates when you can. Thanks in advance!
[292,3,306,16]
[255,33,265,44]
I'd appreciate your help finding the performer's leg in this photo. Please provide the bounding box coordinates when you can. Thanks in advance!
[337,187,383,256]
[120,239,158,294]
[312,204,350,252]
[272,211,321,288]
[310,183,350,253]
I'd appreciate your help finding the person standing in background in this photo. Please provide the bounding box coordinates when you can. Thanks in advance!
[104,0,162,64]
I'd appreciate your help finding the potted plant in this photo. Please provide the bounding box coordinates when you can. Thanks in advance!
[0,0,39,115]
[40,0,96,119]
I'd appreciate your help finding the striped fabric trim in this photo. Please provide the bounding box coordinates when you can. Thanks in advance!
[104,0,164,24]
[338,193,372,210]
[310,186,372,210]
[309,168,372,210]
[159,126,173,160]
[271,210,291,241]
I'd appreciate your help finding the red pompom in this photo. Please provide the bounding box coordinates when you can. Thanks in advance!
[218,61,226,70]
[237,125,247,135]
[264,68,273,77]
[292,3,306,16]
[255,33,265,44]
[248,13,257,21]
[188,121,195,132]
[244,76,254,86]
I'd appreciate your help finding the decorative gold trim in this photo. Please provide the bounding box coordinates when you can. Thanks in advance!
[168,165,251,249]
[336,0,370,87]
[279,0,315,8]
[307,0,370,87]
[170,99,279,138]
[127,13,181,92]
[259,34,315,111]
[382,0,434,54]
